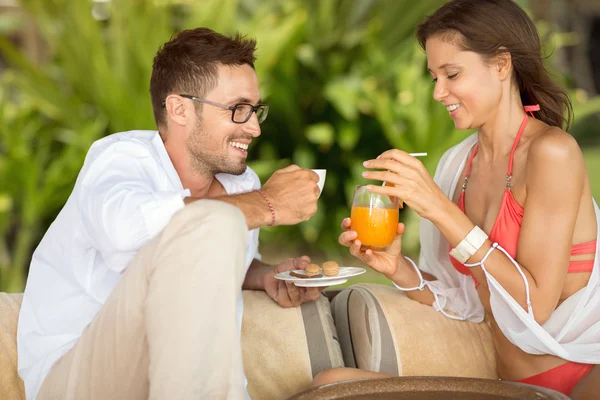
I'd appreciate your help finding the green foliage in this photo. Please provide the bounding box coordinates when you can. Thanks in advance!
[1,0,599,292]
[583,148,600,200]
[0,76,107,292]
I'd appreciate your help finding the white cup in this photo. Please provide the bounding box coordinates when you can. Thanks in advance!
[312,169,327,197]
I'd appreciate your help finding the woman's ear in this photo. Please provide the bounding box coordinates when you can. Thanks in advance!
[495,48,513,81]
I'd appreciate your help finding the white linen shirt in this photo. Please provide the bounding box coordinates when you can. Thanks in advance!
[17,130,260,399]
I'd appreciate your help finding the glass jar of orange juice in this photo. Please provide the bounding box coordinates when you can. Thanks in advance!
[351,185,399,250]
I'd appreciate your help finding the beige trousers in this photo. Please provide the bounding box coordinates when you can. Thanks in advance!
[37,200,249,400]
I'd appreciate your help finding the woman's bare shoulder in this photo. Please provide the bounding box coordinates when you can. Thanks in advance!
[527,126,583,169]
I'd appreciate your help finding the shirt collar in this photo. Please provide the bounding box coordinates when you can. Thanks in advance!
[151,132,185,191]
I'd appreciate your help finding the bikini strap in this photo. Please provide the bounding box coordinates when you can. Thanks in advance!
[524,104,540,118]
[464,104,540,192]
[462,143,479,192]
[506,104,540,186]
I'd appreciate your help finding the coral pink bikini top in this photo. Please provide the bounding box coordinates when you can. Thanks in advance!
[450,105,596,283]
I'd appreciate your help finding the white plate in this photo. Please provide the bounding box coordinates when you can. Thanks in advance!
[274,266,366,287]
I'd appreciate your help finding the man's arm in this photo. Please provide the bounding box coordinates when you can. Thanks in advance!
[78,142,188,259]
[242,256,323,308]
[186,165,320,230]
[185,191,271,231]
[242,258,272,290]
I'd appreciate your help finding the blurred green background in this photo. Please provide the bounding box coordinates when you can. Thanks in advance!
[1,0,600,292]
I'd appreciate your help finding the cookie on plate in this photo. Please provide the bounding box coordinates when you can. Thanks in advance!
[305,263,321,277]
[322,261,339,276]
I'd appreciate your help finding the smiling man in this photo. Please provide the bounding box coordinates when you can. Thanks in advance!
[17,28,322,400]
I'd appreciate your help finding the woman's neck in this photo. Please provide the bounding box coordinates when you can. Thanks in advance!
[476,91,526,165]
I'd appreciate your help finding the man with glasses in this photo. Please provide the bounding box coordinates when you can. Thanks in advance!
[18,28,322,400]
[172,95,270,125]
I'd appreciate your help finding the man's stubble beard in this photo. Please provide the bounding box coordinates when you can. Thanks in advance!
[186,120,247,177]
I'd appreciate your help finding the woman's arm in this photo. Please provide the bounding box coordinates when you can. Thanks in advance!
[432,129,586,324]
[386,256,437,305]
[340,215,438,306]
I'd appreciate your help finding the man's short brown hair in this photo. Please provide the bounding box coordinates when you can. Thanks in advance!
[150,28,257,129]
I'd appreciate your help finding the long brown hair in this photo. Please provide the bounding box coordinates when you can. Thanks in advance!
[150,28,257,129]
[416,0,573,130]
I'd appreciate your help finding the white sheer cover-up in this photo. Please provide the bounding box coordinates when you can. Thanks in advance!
[416,133,600,363]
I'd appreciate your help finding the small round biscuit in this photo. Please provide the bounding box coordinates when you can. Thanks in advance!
[305,264,321,277]
[322,261,339,276]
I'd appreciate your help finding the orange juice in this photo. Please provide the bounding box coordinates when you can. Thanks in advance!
[351,206,399,249]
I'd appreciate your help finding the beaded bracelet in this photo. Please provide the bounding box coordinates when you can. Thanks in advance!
[258,190,276,226]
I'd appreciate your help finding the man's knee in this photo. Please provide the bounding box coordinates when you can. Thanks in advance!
[149,200,248,276]
[169,199,247,239]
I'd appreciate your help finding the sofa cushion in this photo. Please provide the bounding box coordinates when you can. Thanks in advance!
[242,291,343,400]
[330,287,357,369]
[332,284,497,379]
[2,290,342,400]
[0,293,25,399]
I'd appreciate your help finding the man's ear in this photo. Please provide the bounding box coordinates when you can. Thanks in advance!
[164,94,189,127]
[495,48,513,81]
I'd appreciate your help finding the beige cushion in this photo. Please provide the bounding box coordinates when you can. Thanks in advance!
[0,293,25,399]
[332,284,497,379]
[242,291,343,400]
[1,291,342,400]
[330,288,358,369]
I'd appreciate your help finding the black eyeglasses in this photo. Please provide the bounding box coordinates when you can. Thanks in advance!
[162,94,269,124]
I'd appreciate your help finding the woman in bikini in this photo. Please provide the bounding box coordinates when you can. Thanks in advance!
[313,0,600,398]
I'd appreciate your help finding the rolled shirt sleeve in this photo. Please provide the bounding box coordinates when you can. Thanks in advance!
[139,190,190,235]
[77,141,189,259]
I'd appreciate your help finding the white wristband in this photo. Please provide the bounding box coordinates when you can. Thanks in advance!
[449,225,488,264]
[392,256,426,291]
